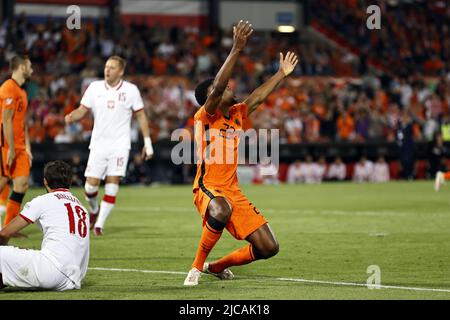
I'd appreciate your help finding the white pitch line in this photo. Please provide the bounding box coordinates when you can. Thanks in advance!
[276,278,450,293]
[88,267,450,293]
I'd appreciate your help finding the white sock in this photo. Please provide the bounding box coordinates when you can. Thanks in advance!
[94,183,119,229]
[84,183,99,214]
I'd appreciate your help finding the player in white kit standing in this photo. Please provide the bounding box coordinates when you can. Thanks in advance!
[0,160,89,291]
[65,56,154,236]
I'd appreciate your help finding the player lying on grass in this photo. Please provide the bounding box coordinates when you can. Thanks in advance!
[184,20,298,286]
[0,160,89,291]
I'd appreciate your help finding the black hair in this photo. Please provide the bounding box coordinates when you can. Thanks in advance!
[43,160,72,189]
[194,78,215,106]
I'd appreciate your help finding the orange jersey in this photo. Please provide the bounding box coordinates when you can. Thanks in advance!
[193,103,248,193]
[0,79,28,150]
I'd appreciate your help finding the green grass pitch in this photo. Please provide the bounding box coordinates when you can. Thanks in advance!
[1,181,450,300]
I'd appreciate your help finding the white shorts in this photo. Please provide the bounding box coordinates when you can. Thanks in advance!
[0,246,77,291]
[85,148,130,179]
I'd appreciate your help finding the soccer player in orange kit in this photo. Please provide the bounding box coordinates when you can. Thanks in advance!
[0,55,33,233]
[184,20,298,285]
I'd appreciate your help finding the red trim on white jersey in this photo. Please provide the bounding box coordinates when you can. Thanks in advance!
[19,214,34,224]
[51,188,70,193]
[104,80,123,91]
[133,107,144,114]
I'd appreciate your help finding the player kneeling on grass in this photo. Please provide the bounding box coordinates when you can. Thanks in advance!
[184,20,298,286]
[0,160,89,291]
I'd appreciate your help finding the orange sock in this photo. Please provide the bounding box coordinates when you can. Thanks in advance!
[191,219,224,271]
[208,244,256,273]
[444,172,450,180]
[0,184,10,206]
[4,192,25,226]
[4,200,21,226]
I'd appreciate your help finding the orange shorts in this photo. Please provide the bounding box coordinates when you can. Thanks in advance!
[0,148,30,178]
[193,185,267,240]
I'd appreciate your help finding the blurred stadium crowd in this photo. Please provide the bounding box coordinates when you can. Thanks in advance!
[239,154,392,185]
[312,0,450,76]
[1,1,450,183]
[1,11,450,144]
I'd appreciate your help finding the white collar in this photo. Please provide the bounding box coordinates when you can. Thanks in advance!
[104,79,123,90]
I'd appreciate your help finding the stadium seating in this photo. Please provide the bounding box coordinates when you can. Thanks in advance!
[0,13,447,183]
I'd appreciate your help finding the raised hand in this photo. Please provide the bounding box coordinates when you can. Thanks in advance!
[232,20,253,52]
[279,51,299,77]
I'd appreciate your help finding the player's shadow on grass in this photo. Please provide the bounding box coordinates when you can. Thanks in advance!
[79,282,227,294]
[0,287,73,295]
[0,287,35,294]
[89,256,187,261]
[90,225,166,238]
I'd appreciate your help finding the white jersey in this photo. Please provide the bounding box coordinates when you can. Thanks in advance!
[299,163,317,184]
[80,79,144,150]
[372,162,390,182]
[287,163,302,183]
[313,163,327,183]
[327,163,346,180]
[20,189,90,288]
[353,160,374,182]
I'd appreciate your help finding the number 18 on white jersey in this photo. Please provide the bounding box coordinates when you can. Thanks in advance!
[20,189,90,286]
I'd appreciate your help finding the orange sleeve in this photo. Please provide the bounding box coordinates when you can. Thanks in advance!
[195,106,218,123]
[0,81,19,111]
[239,103,249,120]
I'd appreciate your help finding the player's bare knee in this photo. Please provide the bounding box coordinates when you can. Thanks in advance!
[105,176,121,184]
[209,204,231,223]
[262,241,279,259]
[254,240,279,260]
[267,240,280,258]
[208,198,232,223]
[86,177,100,186]
[14,181,28,193]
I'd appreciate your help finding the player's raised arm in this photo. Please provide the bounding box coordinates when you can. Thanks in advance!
[204,20,253,115]
[244,51,298,115]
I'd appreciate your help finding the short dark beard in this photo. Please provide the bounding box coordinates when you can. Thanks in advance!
[220,98,237,112]
[224,97,238,108]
